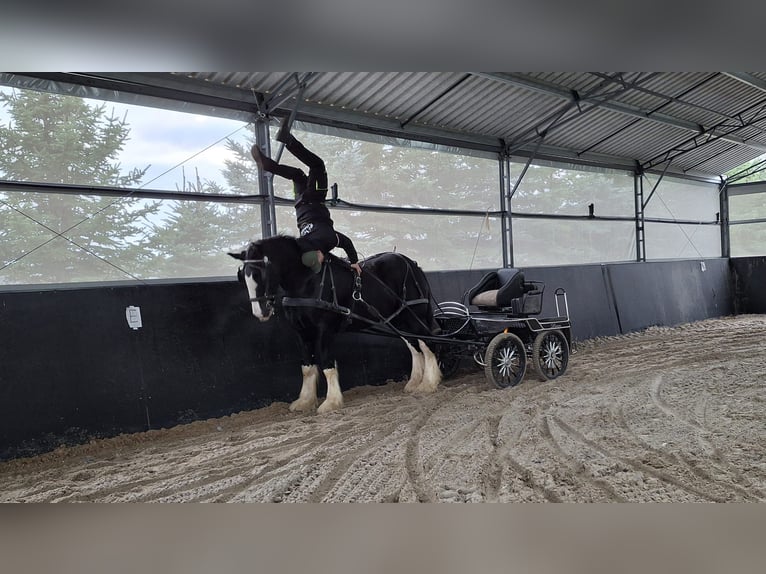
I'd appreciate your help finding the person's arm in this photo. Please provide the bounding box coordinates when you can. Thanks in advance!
[336,231,359,265]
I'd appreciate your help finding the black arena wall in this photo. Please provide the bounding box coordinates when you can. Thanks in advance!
[730,256,766,314]
[0,258,733,459]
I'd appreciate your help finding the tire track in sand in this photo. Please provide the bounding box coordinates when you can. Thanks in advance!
[548,415,725,502]
[404,385,483,503]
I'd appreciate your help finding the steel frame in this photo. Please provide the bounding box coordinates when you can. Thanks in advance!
[0,71,740,277]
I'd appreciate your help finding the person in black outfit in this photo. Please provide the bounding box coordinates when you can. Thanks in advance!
[251,119,361,275]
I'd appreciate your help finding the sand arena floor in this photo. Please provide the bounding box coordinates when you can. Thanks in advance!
[1,314,764,502]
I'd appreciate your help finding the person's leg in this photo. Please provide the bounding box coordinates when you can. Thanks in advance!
[283,142,328,194]
[276,116,293,144]
[297,227,337,273]
[274,118,328,193]
[251,145,306,184]
[296,235,323,273]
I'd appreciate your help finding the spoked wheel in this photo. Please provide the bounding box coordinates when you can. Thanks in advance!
[531,329,569,381]
[484,332,527,389]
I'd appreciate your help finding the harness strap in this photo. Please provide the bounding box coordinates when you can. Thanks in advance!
[376,297,429,324]
[357,258,434,334]
[282,297,351,316]
[287,253,433,337]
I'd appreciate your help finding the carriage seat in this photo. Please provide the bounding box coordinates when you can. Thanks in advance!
[464,268,543,315]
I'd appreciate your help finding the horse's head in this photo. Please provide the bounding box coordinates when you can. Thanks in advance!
[229,242,279,322]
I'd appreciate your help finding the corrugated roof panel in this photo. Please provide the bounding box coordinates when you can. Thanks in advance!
[497,96,575,144]
[541,107,639,152]
[711,146,766,176]
[301,72,466,121]
[641,74,766,144]
[589,119,692,164]
[411,76,508,132]
[682,74,766,119]
[616,72,715,103]
[672,139,740,173]
[609,73,728,127]
[180,71,295,95]
[158,72,766,177]
[310,72,414,114]
[733,124,766,146]
[413,76,568,139]
[382,74,486,127]
[526,72,607,94]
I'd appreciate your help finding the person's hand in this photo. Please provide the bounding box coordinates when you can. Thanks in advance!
[351,263,362,275]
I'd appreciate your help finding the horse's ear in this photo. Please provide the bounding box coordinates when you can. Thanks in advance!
[228,250,246,261]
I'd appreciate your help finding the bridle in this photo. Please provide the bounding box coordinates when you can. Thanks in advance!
[240,258,277,307]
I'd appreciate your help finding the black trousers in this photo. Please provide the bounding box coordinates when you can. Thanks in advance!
[297,224,358,264]
[263,137,327,194]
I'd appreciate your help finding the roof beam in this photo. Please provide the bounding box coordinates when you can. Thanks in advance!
[475,72,766,154]
[642,98,766,171]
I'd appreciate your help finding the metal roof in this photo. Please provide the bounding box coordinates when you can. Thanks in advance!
[13,72,766,181]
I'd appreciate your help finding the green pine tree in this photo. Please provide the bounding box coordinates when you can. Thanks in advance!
[0,89,158,283]
[146,168,256,278]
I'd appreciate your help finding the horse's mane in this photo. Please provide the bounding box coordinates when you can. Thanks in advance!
[253,233,301,255]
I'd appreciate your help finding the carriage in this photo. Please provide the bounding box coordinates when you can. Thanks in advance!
[231,237,571,413]
[426,268,572,389]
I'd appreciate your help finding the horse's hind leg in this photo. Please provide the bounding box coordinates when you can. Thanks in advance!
[316,329,344,414]
[412,339,442,394]
[289,364,319,412]
[402,338,425,393]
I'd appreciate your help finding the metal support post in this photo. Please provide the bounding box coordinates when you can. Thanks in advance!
[719,179,730,258]
[254,118,277,238]
[500,155,514,267]
[635,172,646,261]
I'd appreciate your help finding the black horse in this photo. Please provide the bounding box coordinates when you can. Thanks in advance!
[229,235,442,413]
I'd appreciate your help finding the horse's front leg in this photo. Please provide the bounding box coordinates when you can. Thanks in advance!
[317,363,343,414]
[289,365,319,412]
[289,334,319,412]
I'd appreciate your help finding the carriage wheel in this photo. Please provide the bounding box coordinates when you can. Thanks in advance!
[531,329,569,381]
[484,332,527,389]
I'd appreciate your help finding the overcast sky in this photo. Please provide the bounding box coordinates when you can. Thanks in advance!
[0,86,254,191]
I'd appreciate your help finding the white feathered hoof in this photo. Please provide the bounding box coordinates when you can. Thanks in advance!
[317,366,344,414]
[411,339,442,394]
[289,397,317,412]
[317,395,344,414]
[290,365,319,412]
[402,338,424,393]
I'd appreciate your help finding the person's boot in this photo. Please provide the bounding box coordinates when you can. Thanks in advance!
[276,116,293,144]
[250,145,278,173]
